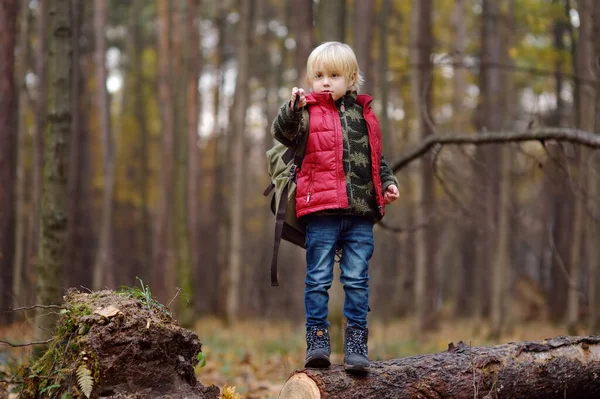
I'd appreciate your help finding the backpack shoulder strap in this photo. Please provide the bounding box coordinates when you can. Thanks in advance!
[268,107,310,287]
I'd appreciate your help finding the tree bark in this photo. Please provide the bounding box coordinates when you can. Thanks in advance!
[131,0,151,282]
[28,0,48,285]
[0,0,19,324]
[589,0,600,333]
[93,0,116,290]
[569,0,594,332]
[34,0,72,352]
[278,336,600,399]
[410,0,436,332]
[153,0,175,302]
[352,0,373,95]
[316,0,344,43]
[13,0,32,310]
[225,0,253,324]
[186,0,201,317]
[293,0,313,87]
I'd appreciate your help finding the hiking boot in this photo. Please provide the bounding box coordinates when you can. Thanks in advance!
[344,326,369,374]
[304,326,331,368]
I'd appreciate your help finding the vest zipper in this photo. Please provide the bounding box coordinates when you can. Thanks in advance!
[341,107,353,205]
[306,167,315,202]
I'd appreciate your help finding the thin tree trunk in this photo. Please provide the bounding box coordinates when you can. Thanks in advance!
[352,0,373,95]
[131,0,151,281]
[27,0,48,299]
[225,0,253,324]
[411,0,436,332]
[186,0,202,316]
[316,0,344,43]
[293,0,313,87]
[13,0,32,309]
[65,0,84,289]
[452,0,472,318]
[378,0,391,153]
[0,0,19,324]
[589,0,600,333]
[474,0,502,323]
[212,3,228,316]
[153,0,175,301]
[490,0,515,339]
[570,0,594,331]
[34,0,72,352]
[93,0,116,290]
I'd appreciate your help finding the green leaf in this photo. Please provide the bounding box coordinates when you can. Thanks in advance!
[196,352,206,368]
[39,384,61,394]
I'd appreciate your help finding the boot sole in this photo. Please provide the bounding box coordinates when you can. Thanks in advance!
[304,356,331,368]
[344,363,369,375]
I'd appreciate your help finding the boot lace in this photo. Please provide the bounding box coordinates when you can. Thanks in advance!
[307,326,330,351]
[345,327,368,356]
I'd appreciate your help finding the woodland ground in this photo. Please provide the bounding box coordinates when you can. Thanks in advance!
[0,316,585,398]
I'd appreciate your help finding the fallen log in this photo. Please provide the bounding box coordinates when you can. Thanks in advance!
[278,336,600,398]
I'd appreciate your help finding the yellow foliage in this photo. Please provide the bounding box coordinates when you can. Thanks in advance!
[219,385,242,399]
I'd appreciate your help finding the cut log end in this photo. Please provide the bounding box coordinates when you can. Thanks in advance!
[278,372,321,399]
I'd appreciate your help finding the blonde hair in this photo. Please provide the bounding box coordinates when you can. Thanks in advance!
[306,42,364,92]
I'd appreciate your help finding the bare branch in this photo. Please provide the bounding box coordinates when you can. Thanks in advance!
[0,338,54,347]
[9,304,64,311]
[166,288,182,308]
[391,128,600,173]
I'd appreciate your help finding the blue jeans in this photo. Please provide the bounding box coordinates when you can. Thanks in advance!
[304,215,374,330]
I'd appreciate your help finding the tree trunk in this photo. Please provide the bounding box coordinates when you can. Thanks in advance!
[65,0,84,289]
[131,0,151,282]
[34,0,72,350]
[293,0,313,87]
[278,336,600,399]
[352,0,373,95]
[410,0,436,332]
[474,0,502,323]
[316,0,344,43]
[225,0,253,324]
[28,0,48,287]
[93,0,116,290]
[153,0,175,302]
[186,0,202,317]
[13,0,32,310]
[589,0,600,333]
[490,0,514,339]
[451,0,473,318]
[0,0,19,324]
[568,0,594,332]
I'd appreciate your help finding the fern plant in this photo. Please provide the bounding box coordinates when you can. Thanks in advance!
[76,365,93,398]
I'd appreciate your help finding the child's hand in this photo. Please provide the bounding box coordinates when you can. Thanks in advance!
[290,87,306,111]
[384,185,399,204]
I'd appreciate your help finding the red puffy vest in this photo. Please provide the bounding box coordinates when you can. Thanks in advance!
[295,92,385,218]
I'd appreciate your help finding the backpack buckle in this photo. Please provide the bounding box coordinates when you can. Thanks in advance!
[288,164,297,180]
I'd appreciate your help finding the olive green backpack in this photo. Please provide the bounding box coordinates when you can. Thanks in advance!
[263,110,309,286]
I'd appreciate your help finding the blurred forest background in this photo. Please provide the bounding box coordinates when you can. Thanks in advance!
[1,0,600,391]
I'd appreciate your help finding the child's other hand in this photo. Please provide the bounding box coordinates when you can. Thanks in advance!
[384,185,399,204]
[290,87,306,111]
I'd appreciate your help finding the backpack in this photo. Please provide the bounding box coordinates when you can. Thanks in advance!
[263,110,309,287]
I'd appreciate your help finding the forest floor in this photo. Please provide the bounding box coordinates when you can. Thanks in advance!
[0,316,588,398]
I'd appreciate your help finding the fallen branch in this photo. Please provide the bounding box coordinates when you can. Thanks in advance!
[278,336,600,398]
[0,338,54,347]
[391,128,600,172]
[9,305,64,311]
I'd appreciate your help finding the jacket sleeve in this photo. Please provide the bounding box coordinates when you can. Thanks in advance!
[270,101,309,147]
[380,155,398,191]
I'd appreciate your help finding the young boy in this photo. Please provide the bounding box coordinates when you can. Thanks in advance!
[270,42,399,374]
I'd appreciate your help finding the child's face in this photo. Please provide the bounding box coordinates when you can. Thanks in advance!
[310,63,351,101]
